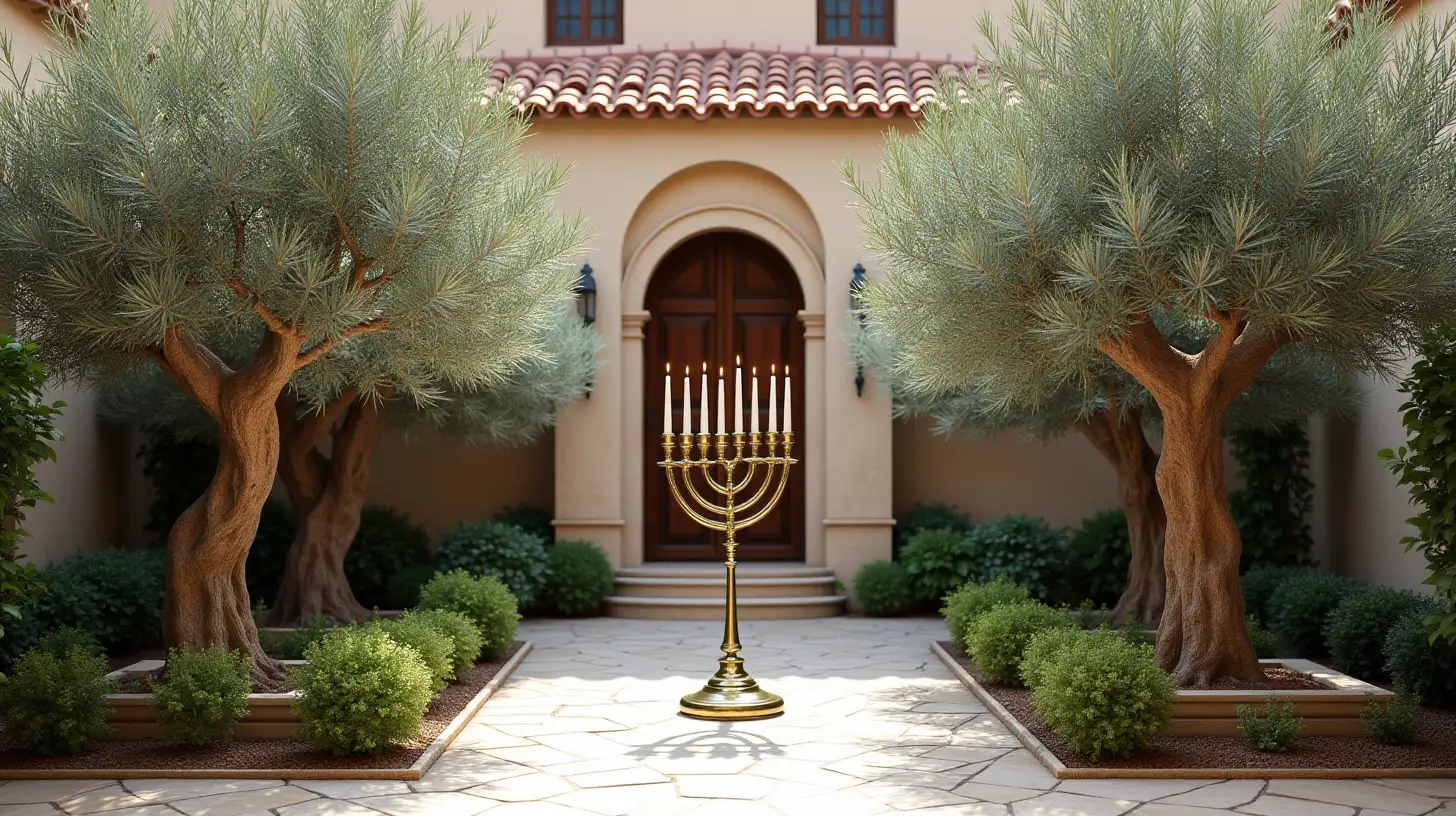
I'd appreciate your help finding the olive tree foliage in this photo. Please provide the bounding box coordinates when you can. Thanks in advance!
[849,0,1456,684]
[0,0,585,671]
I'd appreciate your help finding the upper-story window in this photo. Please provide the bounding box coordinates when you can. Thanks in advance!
[819,0,893,46]
[548,0,623,46]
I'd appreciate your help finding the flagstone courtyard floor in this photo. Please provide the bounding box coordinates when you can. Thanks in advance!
[3,617,1456,816]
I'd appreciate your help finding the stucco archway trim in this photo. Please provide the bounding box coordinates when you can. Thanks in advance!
[619,204,827,567]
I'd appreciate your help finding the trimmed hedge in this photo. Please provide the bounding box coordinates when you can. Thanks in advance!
[1268,571,1367,657]
[855,561,913,617]
[1326,587,1434,680]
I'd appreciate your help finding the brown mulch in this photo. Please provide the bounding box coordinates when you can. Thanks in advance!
[113,670,296,695]
[0,642,522,771]
[1205,666,1326,691]
[940,641,1456,770]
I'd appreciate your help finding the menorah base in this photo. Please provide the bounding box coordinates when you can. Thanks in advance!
[680,686,784,721]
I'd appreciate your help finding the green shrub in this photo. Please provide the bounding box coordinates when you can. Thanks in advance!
[292,628,434,756]
[854,561,912,617]
[150,647,250,747]
[967,601,1074,685]
[963,515,1066,602]
[1068,599,1107,630]
[1229,423,1316,572]
[0,645,113,755]
[416,570,520,657]
[376,617,453,691]
[346,506,432,610]
[1236,698,1302,752]
[545,540,614,616]
[894,503,972,560]
[0,336,59,644]
[1247,616,1280,659]
[402,609,482,676]
[493,503,555,546]
[436,521,550,609]
[1066,509,1131,607]
[1020,626,1094,690]
[262,615,334,661]
[1268,571,1367,657]
[1326,587,1435,681]
[388,564,436,609]
[1118,619,1154,648]
[1383,611,1456,707]
[35,627,102,660]
[1363,692,1420,745]
[900,528,975,605]
[244,498,298,604]
[1240,565,1311,627]
[1030,635,1174,760]
[941,578,1032,648]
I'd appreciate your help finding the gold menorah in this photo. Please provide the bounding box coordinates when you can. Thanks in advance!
[660,362,795,720]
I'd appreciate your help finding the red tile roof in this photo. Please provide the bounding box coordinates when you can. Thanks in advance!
[484,47,973,120]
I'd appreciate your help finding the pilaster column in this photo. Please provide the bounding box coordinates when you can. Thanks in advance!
[620,311,651,567]
[799,311,827,568]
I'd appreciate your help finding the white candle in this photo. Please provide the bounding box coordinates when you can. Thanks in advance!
[699,364,709,437]
[663,364,672,435]
[716,368,726,436]
[734,357,743,435]
[784,366,793,435]
[683,373,691,438]
[751,368,759,433]
[769,365,778,434]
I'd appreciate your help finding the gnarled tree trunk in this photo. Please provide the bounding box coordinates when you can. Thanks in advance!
[269,398,383,625]
[159,329,301,684]
[1076,406,1167,628]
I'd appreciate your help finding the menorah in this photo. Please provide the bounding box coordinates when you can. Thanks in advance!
[660,360,795,720]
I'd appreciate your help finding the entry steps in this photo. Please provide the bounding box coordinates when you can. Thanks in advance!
[604,562,847,620]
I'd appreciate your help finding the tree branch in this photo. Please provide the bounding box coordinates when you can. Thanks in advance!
[335,215,377,290]
[1216,324,1291,406]
[224,279,290,335]
[1098,319,1191,405]
[150,328,230,423]
[295,316,390,368]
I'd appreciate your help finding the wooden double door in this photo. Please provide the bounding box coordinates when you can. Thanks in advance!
[644,232,806,562]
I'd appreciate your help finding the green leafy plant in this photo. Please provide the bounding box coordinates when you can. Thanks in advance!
[1383,611,1456,707]
[416,570,520,657]
[854,561,912,617]
[0,337,60,644]
[963,515,1066,602]
[967,601,1074,685]
[263,614,336,661]
[1118,619,1154,648]
[0,645,113,755]
[1236,698,1303,753]
[1229,424,1316,572]
[544,540,614,617]
[1362,692,1420,746]
[1268,572,1368,657]
[402,609,482,676]
[436,521,550,610]
[291,628,434,756]
[1021,627,1099,690]
[1241,566,1313,627]
[1383,323,1456,643]
[1030,635,1174,759]
[346,507,432,610]
[1247,616,1280,660]
[150,647,251,747]
[493,504,555,546]
[1068,599,1107,631]
[1327,587,1435,681]
[34,627,103,660]
[941,578,1032,648]
[900,528,975,606]
[1066,509,1131,607]
[388,564,437,610]
[894,503,972,560]
[376,617,453,691]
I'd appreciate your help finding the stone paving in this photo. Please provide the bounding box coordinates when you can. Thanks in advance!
[3,617,1456,816]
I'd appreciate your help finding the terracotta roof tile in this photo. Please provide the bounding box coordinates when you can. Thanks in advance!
[485,47,974,120]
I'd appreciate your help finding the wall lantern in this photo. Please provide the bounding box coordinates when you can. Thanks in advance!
[577,263,597,397]
[575,263,597,326]
[850,263,867,397]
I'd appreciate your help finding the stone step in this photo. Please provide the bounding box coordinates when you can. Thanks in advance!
[604,593,848,620]
[616,562,833,580]
[613,574,838,598]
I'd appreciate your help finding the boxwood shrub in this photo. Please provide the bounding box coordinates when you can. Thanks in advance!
[966,600,1073,685]
[1268,571,1367,657]
[941,578,1031,649]
[402,609,483,677]
[1030,635,1174,760]
[150,646,250,747]
[0,645,114,755]
[545,540,614,617]
[1326,587,1435,681]
[1240,565,1312,627]
[1383,611,1456,707]
[963,515,1066,603]
[854,561,912,617]
[435,521,550,610]
[416,570,520,658]
[376,616,454,692]
[291,628,434,756]
[900,528,975,606]
[894,503,972,560]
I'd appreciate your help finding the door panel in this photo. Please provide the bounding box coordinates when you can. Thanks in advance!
[644,232,805,562]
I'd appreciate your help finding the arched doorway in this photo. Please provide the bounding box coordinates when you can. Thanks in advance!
[643,232,806,561]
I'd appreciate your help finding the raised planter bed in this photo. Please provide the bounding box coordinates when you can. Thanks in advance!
[106,660,306,740]
[932,640,1456,779]
[256,610,405,638]
[1168,657,1391,736]
[0,642,531,780]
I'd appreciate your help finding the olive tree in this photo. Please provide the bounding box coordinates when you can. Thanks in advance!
[0,0,584,677]
[850,0,1456,684]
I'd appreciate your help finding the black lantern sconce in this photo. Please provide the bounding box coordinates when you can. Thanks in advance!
[576,263,597,397]
[850,263,867,397]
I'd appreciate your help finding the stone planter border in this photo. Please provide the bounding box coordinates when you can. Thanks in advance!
[0,641,532,781]
[930,641,1450,780]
